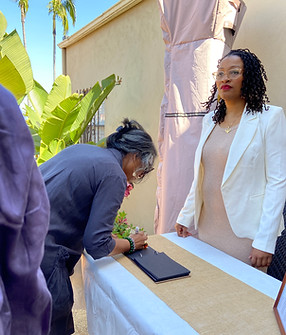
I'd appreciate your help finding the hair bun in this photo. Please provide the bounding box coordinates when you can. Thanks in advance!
[116,126,123,132]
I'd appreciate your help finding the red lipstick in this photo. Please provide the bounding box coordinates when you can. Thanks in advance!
[221,85,232,90]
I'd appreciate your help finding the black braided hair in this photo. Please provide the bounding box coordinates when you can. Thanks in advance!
[203,48,269,124]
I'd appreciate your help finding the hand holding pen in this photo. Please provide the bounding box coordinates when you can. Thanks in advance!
[131,226,148,250]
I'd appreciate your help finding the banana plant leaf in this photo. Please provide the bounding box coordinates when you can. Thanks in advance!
[24,73,117,164]
[0,55,26,101]
[42,75,72,121]
[95,137,106,148]
[25,104,42,131]
[0,11,7,40]
[28,80,48,116]
[37,139,66,165]
[0,29,33,96]
[28,127,41,156]
[40,95,82,145]
[70,74,116,143]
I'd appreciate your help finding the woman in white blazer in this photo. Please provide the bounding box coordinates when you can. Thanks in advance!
[176,49,286,268]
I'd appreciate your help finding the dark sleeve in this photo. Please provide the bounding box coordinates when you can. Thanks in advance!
[83,173,126,259]
[0,86,34,222]
[0,85,51,334]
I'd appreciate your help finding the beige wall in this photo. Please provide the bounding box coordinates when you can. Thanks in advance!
[60,0,165,234]
[60,0,286,235]
[233,0,286,110]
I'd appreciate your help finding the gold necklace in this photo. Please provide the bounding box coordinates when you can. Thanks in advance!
[223,115,242,133]
[224,124,234,133]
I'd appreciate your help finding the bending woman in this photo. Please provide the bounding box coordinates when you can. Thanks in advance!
[176,49,286,269]
[40,118,157,335]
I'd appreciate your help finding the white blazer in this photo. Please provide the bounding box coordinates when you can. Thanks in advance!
[177,105,286,253]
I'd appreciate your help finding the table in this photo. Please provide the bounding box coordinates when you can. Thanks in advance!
[81,233,282,335]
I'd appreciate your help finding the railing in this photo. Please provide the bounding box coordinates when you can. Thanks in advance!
[76,88,105,144]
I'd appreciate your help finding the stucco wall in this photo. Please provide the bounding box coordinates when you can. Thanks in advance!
[61,0,165,234]
[233,0,286,111]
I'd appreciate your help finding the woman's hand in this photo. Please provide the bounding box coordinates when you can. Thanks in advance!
[110,231,148,255]
[130,231,148,250]
[175,223,192,238]
[249,248,273,268]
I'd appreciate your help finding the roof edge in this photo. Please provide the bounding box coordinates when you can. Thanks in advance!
[58,0,144,48]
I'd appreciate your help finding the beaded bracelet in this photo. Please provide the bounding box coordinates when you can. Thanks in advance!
[124,236,135,254]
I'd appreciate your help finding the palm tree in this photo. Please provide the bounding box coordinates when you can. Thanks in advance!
[48,0,76,82]
[13,0,29,49]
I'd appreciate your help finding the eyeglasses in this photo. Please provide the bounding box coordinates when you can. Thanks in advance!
[132,167,154,181]
[212,68,243,81]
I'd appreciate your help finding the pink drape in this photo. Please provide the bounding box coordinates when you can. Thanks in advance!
[155,0,246,234]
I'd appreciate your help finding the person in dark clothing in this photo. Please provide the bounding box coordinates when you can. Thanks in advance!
[40,118,157,335]
[0,85,51,335]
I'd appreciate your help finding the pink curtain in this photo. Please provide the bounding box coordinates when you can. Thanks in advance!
[155,0,246,234]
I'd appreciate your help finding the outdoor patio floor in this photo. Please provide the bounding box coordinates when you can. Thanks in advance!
[71,261,88,335]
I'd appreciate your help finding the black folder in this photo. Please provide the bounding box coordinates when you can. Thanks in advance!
[126,246,190,283]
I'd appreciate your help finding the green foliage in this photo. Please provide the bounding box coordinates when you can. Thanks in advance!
[112,211,144,238]
[48,0,76,80]
[113,211,135,238]
[48,0,76,35]
[0,11,118,165]
[0,11,7,38]
[14,0,29,15]
[0,11,33,102]
[13,0,29,48]
[25,74,118,165]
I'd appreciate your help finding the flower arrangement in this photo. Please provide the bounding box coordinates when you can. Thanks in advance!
[112,183,144,238]
[112,211,137,238]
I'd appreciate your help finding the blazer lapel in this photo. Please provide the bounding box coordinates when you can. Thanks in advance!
[195,116,216,169]
[222,110,259,186]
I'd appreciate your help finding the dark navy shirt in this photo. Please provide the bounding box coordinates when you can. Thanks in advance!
[40,144,126,264]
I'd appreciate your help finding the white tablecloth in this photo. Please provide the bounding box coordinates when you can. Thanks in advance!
[82,233,281,335]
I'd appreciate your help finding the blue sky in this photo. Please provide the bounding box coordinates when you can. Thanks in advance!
[2,0,118,91]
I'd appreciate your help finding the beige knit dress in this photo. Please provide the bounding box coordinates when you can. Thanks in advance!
[198,124,253,265]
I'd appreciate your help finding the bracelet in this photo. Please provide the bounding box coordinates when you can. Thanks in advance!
[124,236,135,254]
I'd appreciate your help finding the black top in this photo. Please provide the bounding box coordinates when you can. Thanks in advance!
[40,144,126,270]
